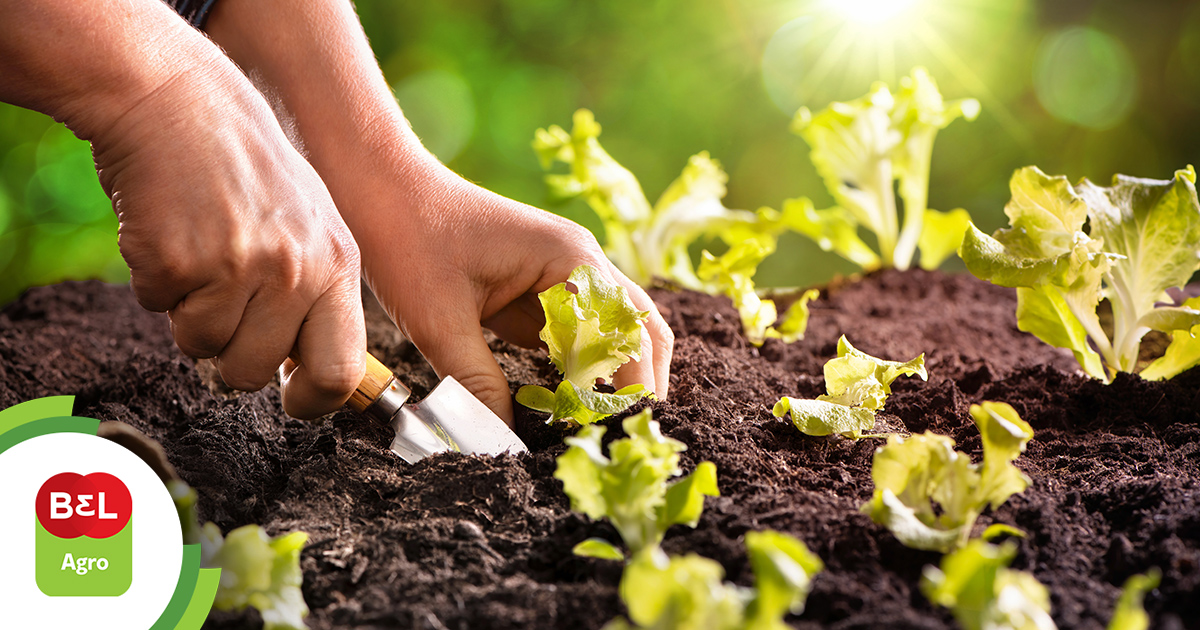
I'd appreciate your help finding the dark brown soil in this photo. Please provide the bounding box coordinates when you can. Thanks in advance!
[1,269,1197,630]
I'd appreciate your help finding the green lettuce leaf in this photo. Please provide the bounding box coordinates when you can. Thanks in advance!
[918,208,972,270]
[921,540,1056,630]
[555,410,718,556]
[609,548,746,630]
[697,240,819,346]
[861,402,1032,552]
[1107,569,1161,630]
[744,531,825,629]
[516,381,649,426]
[1141,296,1200,380]
[791,67,977,270]
[206,525,310,630]
[772,397,876,439]
[778,197,880,270]
[573,538,626,561]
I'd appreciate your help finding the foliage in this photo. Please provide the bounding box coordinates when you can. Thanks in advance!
[516,264,653,424]
[1107,569,1160,630]
[789,68,979,271]
[773,335,926,439]
[861,402,1032,552]
[172,480,309,630]
[604,531,823,630]
[697,236,819,346]
[960,165,1200,382]
[921,540,1056,630]
[555,409,719,557]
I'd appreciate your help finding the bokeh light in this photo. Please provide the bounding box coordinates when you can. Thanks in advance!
[392,69,476,163]
[823,0,923,26]
[1034,26,1137,130]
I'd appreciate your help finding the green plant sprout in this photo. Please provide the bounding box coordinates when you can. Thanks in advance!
[789,67,978,271]
[921,540,1056,630]
[604,531,824,630]
[516,264,653,425]
[960,166,1200,382]
[773,335,926,439]
[861,402,1032,553]
[555,409,719,559]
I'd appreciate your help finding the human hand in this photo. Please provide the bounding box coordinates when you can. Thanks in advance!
[354,159,674,426]
[89,62,366,419]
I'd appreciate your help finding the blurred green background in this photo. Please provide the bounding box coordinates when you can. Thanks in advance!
[3,0,1200,304]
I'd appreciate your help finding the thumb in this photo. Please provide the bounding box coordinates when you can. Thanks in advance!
[403,309,514,427]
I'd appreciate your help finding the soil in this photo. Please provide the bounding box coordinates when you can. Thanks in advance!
[1,269,1197,630]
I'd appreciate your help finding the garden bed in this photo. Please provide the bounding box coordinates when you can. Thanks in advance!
[0,269,1197,630]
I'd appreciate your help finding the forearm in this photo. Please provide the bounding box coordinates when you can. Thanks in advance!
[0,0,230,139]
[205,0,441,222]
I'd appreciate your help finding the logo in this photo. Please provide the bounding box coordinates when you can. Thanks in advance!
[35,472,134,596]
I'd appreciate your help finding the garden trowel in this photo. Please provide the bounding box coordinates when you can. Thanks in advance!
[348,353,528,463]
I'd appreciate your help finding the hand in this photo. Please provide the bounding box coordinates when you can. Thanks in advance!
[89,61,366,419]
[355,160,674,426]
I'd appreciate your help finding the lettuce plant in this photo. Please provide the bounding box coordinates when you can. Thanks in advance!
[861,402,1032,552]
[697,236,820,346]
[773,336,926,439]
[516,264,652,425]
[960,166,1200,382]
[790,67,978,271]
[921,540,1056,630]
[555,409,719,558]
[535,109,767,290]
[1108,569,1161,630]
[604,531,824,630]
[172,480,308,630]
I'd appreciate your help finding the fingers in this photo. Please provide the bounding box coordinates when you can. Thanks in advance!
[166,282,251,358]
[402,298,515,427]
[278,280,366,420]
[609,273,674,399]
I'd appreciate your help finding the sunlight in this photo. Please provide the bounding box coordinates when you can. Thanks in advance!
[823,0,924,26]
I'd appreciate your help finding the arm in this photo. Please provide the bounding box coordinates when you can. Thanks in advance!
[204,0,674,424]
[0,0,367,419]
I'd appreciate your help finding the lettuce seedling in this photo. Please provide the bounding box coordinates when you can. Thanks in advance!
[921,540,1056,630]
[861,402,1032,552]
[605,531,824,630]
[535,109,769,290]
[790,67,979,271]
[555,409,719,558]
[773,336,926,439]
[697,236,820,346]
[516,265,652,425]
[960,166,1200,382]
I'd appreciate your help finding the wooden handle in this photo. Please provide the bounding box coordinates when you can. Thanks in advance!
[348,352,396,413]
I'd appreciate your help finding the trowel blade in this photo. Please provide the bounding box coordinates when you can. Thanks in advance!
[387,376,528,464]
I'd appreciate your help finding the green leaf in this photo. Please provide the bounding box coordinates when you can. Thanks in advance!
[699,238,817,346]
[660,461,720,530]
[538,264,649,388]
[918,208,972,270]
[981,523,1026,542]
[744,531,824,629]
[1015,285,1108,380]
[617,549,745,630]
[208,525,310,630]
[820,336,927,411]
[1141,297,1200,380]
[921,540,1056,630]
[864,487,968,553]
[1076,167,1200,371]
[772,397,876,439]
[767,289,820,344]
[573,538,626,561]
[971,402,1033,509]
[1107,569,1161,630]
[779,197,880,270]
[554,410,707,555]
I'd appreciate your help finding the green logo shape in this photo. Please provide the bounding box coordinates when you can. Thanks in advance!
[35,519,133,596]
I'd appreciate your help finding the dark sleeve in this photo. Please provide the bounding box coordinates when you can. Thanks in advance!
[162,0,220,30]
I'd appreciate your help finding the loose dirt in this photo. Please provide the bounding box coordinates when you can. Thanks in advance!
[1,269,1196,630]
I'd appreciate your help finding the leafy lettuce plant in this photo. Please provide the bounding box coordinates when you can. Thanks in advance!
[921,540,1056,630]
[1107,569,1161,630]
[555,409,719,558]
[516,264,652,425]
[535,109,767,290]
[773,336,926,439]
[861,402,1033,552]
[605,531,824,630]
[697,236,820,346]
[960,166,1200,382]
[172,481,309,630]
[790,67,978,271]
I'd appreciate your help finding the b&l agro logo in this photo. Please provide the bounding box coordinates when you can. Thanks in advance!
[34,472,133,597]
